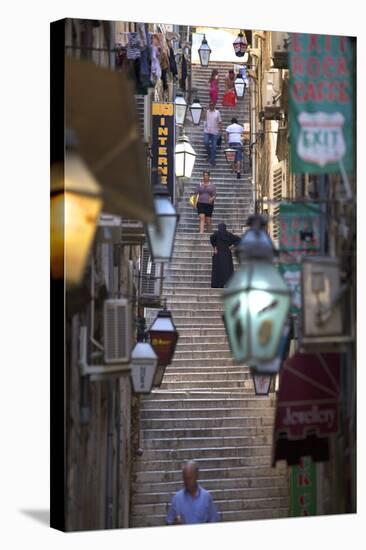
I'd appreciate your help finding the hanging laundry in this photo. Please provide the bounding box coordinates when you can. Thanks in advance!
[168,46,178,76]
[150,45,162,83]
[127,32,141,60]
[180,54,187,91]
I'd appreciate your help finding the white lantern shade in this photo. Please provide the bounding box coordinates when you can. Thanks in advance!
[234,75,246,98]
[145,194,178,262]
[198,36,211,67]
[175,136,197,178]
[252,372,272,395]
[189,99,203,125]
[130,341,158,394]
[174,94,188,125]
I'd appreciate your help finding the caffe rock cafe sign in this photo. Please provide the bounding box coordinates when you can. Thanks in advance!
[151,102,175,199]
[289,33,354,173]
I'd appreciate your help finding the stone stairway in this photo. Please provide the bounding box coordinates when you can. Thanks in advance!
[130,61,289,528]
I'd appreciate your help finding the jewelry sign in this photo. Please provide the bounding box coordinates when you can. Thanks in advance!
[151,102,175,200]
[289,33,355,174]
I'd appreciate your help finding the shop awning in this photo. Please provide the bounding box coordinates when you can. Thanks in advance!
[65,57,156,224]
[272,352,341,466]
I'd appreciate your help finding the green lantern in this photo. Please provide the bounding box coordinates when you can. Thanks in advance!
[223,215,291,364]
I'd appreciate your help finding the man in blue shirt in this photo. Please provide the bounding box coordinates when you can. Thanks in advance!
[166,460,220,525]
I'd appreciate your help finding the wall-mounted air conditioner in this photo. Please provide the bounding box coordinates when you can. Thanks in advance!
[104,299,131,364]
[139,245,163,301]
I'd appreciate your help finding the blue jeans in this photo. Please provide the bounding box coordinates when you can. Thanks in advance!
[204,133,218,163]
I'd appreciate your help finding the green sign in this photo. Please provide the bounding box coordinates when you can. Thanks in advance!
[279,203,321,257]
[289,33,355,174]
[290,456,317,516]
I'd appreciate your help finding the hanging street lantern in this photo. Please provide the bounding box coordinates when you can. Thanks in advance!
[189,98,203,125]
[145,183,179,263]
[51,131,102,287]
[224,147,237,164]
[198,34,211,67]
[223,214,292,364]
[233,31,248,57]
[130,318,158,394]
[234,74,246,98]
[149,306,179,367]
[174,92,188,126]
[251,371,273,395]
[175,133,197,178]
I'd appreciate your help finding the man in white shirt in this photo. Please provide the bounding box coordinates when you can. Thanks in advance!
[225,117,244,179]
[203,102,222,167]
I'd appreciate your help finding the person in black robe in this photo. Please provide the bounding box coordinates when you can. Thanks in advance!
[210,223,241,288]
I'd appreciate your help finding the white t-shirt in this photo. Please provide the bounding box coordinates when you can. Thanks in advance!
[205,109,222,135]
[226,123,244,144]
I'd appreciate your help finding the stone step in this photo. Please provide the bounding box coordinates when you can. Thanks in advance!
[141,425,273,440]
[133,460,284,483]
[132,474,287,496]
[141,434,272,451]
[160,371,247,382]
[140,407,275,420]
[162,367,249,376]
[131,494,288,518]
[140,397,276,410]
[132,485,287,506]
[130,506,287,528]
[133,454,276,474]
[159,383,250,393]
[140,415,275,431]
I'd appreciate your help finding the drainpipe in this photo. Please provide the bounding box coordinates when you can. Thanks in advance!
[105,379,114,529]
[250,76,257,216]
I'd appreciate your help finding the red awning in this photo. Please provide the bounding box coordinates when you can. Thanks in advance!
[272,353,341,466]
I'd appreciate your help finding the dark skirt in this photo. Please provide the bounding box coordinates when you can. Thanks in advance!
[197,202,214,217]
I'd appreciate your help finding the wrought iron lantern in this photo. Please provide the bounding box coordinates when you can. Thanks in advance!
[223,214,291,364]
[189,98,203,125]
[175,133,197,178]
[51,131,102,286]
[145,183,179,263]
[174,92,188,126]
[233,31,248,57]
[224,147,237,164]
[234,74,246,98]
[251,371,273,395]
[130,318,158,394]
[198,34,211,67]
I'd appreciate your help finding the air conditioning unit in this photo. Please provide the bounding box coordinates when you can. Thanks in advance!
[97,213,122,243]
[103,299,131,364]
[263,70,282,119]
[272,32,289,69]
[121,218,145,244]
[139,245,163,302]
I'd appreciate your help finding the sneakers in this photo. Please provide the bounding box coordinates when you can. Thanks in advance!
[236,172,241,179]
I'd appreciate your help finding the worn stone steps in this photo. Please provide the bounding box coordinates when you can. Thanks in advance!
[140,407,275,420]
[130,60,289,530]
[141,396,276,410]
[132,485,287,506]
[141,425,273,440]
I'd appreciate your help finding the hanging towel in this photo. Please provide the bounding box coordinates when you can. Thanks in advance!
[127,32,141,60]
